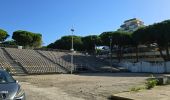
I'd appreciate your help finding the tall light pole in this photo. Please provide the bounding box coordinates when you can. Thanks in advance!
[109,36,112,67]
[70,28,74,74]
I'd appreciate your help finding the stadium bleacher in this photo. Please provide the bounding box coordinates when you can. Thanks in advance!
[38,50,113,72]
[5,48,67,74]
[37,50,73,71]
[0,47,119,75]
[0,48,16,74]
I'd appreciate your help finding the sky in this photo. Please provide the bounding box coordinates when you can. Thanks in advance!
[0,0,170,46]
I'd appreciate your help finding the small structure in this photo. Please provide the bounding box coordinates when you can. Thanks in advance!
[95,46,110,55]
[18,46,23,49]
[96,46,110,51]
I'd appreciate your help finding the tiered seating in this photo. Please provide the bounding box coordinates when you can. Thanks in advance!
[0,48,15,73]
[5,48,65,74]
[38,50,72,71]
[38,50,110,72]
[73,53,109,68]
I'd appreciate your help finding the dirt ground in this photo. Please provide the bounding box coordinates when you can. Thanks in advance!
[14,73,151,100]
[114,85,170,100]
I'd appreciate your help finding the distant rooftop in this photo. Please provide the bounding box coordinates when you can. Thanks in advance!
[124,18,140,23]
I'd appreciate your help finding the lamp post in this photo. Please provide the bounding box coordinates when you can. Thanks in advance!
[109,36,112,67]
[70,28,74,74]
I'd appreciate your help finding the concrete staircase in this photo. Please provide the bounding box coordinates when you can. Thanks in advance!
[1,48,27,75]
[70,55,120,73]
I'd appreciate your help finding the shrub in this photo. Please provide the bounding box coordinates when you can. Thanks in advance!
[149,74,154,78]
[6,67,11,73]
[130,86,145,92]
[145,79,158,89]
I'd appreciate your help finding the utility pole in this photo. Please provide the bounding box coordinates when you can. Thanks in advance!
[70,28,74,74]
[109,36,112,67]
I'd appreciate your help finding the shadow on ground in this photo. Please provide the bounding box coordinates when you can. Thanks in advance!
[76,72,164,77]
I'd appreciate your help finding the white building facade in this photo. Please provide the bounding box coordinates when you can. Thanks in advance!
[118,18,144,32]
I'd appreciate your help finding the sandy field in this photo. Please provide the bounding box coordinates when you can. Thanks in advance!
[14,73,151,100]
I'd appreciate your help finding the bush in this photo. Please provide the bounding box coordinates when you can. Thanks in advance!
[145,79,158,89]
[6,67,11,73]
[130,86,145,92]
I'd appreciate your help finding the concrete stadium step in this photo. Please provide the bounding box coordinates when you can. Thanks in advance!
[36,50,69,73]
[1,48,27,75]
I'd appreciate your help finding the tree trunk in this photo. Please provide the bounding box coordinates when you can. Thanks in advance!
[117,46,121,63]
[121,47,124,61]
[135,45,139,62]
[159,46,166,61]
[119,46,124,62]
[166,46,170,61]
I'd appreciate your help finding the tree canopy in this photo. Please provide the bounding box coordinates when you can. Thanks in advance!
[100,31,132,62]
[100,31,132,47]
[82,35,102,52]
[132,20,170,61]
[47,19,170,61]
[47,35,83,51]
[12,30,42,48]
[0,29,9,42]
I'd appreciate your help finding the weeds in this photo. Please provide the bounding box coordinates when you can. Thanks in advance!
[145,78,158,89]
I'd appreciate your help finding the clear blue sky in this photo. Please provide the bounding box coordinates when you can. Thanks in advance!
[0,0,170,46]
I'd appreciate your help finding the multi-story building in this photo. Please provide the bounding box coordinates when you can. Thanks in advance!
[118,18,144,32]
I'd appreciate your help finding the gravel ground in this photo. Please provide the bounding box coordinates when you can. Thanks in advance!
[13,73,150,100]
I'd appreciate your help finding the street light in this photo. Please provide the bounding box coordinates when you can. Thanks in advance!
[70,28,74,74]
[109,36,112,67]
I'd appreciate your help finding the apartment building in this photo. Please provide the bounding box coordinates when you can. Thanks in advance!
[118,18,144,32]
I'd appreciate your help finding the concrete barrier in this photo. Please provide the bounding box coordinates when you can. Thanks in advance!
[118,61,170,73]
